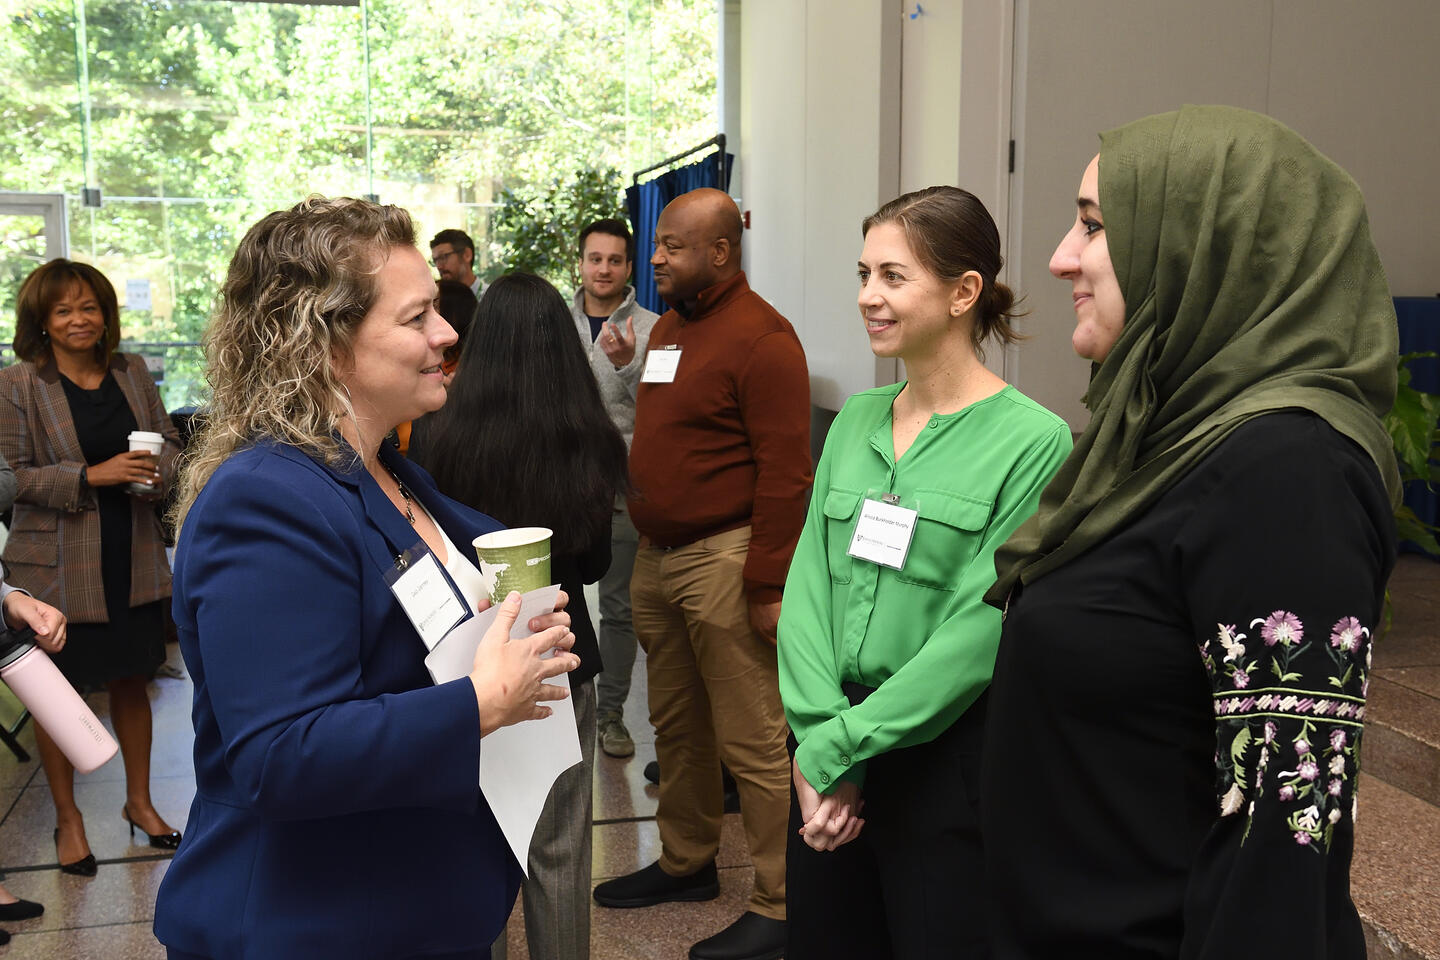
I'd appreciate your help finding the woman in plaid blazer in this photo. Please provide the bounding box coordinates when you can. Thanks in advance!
[0,259,183,876]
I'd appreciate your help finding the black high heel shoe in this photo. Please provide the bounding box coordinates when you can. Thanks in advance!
[53,827,97,877]
[122,805,182,850]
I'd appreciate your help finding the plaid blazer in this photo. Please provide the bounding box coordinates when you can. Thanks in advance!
[0,353,181,623]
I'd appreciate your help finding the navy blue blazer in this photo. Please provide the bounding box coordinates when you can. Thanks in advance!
[153,441,519,960]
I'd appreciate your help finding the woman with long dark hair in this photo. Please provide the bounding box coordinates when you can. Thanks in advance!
[411,272,628,960]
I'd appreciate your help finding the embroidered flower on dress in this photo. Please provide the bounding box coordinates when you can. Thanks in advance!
[1220,782,1245,816]
[1217,623,1247,663]
[1212,607,1369,854]
[1254,610,1304,647]
[1330,616,1368,653]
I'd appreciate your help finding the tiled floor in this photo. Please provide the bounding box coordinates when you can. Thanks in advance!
[3,562,1436,958]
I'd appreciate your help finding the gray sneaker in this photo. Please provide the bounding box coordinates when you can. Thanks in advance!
[598,713,636,758]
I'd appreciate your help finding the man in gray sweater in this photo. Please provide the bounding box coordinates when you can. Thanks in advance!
[570,218,659,758]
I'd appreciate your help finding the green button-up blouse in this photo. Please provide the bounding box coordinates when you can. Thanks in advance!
[778,382,1071,792]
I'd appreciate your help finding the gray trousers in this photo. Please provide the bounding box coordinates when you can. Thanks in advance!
[492,677,597,960]
[595,506,640,719]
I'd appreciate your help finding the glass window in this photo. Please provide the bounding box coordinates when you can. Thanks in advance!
[0,0,717,410]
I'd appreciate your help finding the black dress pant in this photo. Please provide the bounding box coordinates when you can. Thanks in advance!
[786,688,990,960]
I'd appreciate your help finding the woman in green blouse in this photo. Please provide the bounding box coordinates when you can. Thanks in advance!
[776,186,1071,959]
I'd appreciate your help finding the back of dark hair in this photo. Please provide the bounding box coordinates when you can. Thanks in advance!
[434,279,477,364]
[862,186,1024,358]
[411,273,627,555]
[429,228,475,256]
[13,258,122,364]
[578,218,633,262]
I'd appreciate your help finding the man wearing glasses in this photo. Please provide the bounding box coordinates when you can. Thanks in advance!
[429,229,485,298]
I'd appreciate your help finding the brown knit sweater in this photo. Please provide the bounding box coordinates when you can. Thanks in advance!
[627,271,812,603]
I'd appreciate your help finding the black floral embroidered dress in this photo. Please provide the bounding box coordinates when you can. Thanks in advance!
[982,412,1395,959]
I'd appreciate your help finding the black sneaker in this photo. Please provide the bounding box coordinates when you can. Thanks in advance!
[593,860,719,908]
[689,911,786,960]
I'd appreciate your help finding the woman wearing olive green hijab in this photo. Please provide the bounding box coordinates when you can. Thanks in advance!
[982,106,1398,958]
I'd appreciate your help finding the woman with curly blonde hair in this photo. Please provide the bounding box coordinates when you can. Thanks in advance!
[154,196,580,960]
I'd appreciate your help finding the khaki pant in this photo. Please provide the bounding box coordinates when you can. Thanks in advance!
[631,525,789,921]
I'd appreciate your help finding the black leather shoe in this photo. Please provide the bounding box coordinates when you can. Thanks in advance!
[689,911,786,960]
[593,860,719,908]
[0,898,43,922]
[123,805,182,850]
[53,828,97,877]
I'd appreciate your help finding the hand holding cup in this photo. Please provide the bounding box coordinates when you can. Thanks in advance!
[85,450,160,490]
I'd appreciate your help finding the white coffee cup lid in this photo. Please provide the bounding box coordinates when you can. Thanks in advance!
[128,431,164,442]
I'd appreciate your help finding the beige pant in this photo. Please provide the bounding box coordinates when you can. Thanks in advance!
[630,525,789,921]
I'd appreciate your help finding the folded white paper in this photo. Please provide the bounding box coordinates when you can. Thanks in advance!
[423,584,581,875]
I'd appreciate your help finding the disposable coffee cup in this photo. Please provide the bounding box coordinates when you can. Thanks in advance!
[472,527,553,602]
[127,430,164,494]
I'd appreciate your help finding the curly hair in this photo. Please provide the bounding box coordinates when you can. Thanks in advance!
[12,258,122,365]
[171,196,416,532]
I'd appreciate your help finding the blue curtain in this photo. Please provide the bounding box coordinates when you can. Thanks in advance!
[626,150,735,315]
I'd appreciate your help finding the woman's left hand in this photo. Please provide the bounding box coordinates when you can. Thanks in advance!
[1,592,68,654]
[792,756,865,852]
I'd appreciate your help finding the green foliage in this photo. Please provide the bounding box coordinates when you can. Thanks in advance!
[488,167,625,292]
[0,0,717,408]
[1384,351,1440,554]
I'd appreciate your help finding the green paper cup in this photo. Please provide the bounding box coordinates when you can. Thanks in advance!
[472,527,553,602]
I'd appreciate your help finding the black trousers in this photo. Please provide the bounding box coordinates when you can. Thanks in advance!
[786,688,991,960]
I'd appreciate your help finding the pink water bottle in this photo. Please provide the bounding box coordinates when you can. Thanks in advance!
[0,628,118,773]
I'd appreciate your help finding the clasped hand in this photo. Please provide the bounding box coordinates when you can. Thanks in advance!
[792,756,865,852]
[468,590,580,735]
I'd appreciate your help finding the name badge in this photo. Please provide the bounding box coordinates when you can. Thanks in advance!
[641,346,682,383]
[846,495,919,570]
[385,548,468,651]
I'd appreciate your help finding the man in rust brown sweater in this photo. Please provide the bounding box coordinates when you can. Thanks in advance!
[592,188,810,960]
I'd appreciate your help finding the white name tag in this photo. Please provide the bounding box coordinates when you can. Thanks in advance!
[846,497,919,570]
[389,552,468,651]
[640,347,682,383]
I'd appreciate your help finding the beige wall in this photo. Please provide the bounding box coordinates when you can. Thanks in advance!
[738,0,1440,422]
[739,0,902,412]
[1012,0,1440,427]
